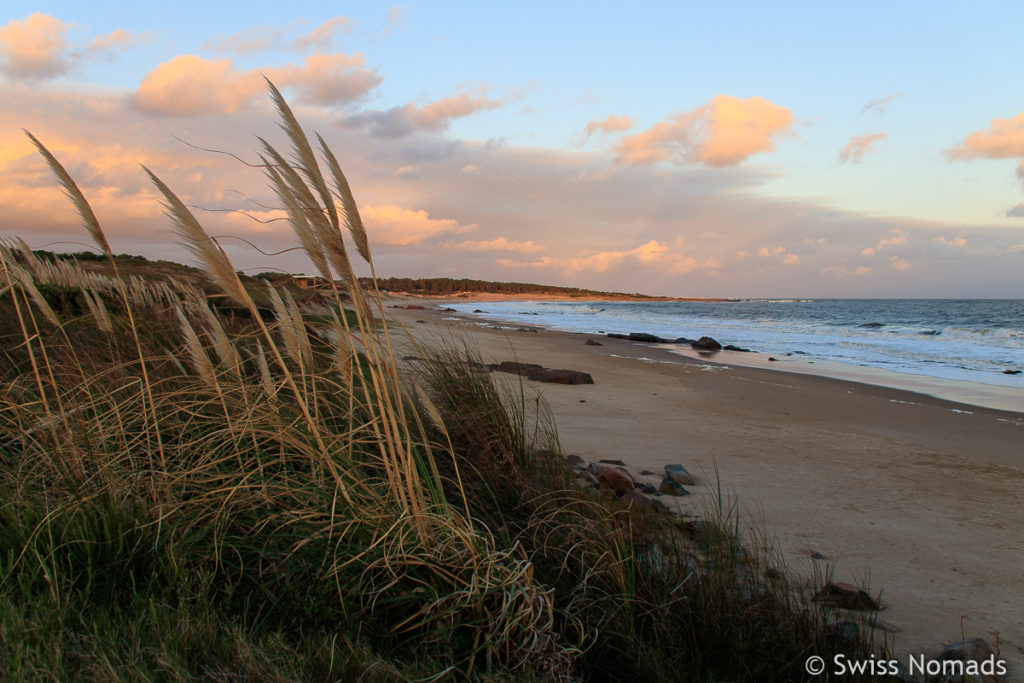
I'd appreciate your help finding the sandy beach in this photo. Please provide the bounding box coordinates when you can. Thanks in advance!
[387,297,1024,676]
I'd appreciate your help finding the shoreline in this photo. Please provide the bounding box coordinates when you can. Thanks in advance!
[428,297,1024,414]
[387,297,1024,675]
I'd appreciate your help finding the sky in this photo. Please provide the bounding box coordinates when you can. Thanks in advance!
[1,2,1023,298]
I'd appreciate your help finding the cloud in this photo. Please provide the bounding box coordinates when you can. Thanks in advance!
[360,204,477,246]
[838,132,887,163]
[0,13,73,80]
[0,14,146,80]
[889,256,912,271]
[131,52,381,115]
[447,237,544,253]
[342,86,507,138]
[501,240,698,276]
[582,114,636,141]
[822,265,872,277]
[615,95,793,167]
[291,17,352,51]
[460,164,480,175]
[934,236,967,249]
[270,52,382,106]
[1008,203,1024,217]
[205,17,351,54]
[131,55,264,116]
[861,93,903,116]
[947,109,1024,183]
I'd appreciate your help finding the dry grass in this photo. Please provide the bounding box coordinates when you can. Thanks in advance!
[0,82,882,681]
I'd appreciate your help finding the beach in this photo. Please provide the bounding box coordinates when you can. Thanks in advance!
[388,297,1024,675]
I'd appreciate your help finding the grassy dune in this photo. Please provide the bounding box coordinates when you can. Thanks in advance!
[0,83,880,680]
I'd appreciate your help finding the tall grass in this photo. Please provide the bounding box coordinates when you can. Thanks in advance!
[0,83,880,680]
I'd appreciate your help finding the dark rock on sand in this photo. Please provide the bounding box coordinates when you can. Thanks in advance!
[629,332,671,343]
[473,309,485,313]
[815,582,879,610]
[403,304,428,310]
[1004,369,1022,375]
[585,339,603,346]
[674,337,696,344]
[723,344,751,352]
[659,477,690,496]
[598,468,634,497]
[939,636,996,662]
[691,336,723,350]
[598,459,627,467]
[810,551,828,560]
[664,463,696,486]
[493,361,594,385]
[639,482,660,495]
[576,470,599,488]
[566,454,586,467]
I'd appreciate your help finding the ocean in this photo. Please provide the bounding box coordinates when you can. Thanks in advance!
[444,299,1024,390]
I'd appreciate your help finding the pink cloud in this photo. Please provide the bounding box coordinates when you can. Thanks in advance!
[360,204,477,246]
[344,86,506,138]
[448,237,544,253]
[131,55,264,116]
[948,110,1024,183]
[131,52,381,116]
[838,132,887,163]
[582,114,636,141]
[616,95,794,167]
[0,13,73,80]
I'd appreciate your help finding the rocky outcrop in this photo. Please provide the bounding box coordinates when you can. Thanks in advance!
[597,468,634,497]
[691,336,722,350]
[815,582,879,610]
[585,339,603,346]
[665,463,696,486]
[659,477,690,496]
[489,361,594,385]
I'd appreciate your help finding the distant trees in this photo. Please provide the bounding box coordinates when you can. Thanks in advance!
[362,277,650,298]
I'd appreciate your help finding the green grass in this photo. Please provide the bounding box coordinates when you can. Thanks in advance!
[0,81,885,681]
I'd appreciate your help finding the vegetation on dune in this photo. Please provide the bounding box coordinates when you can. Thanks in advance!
[0,82,883,680]
[363,277,663,299]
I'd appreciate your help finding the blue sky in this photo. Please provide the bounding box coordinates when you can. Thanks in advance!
[2,2,1023,296]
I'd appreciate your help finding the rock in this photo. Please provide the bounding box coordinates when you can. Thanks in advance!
[588,462,609,475]
[1003,369,1022,375]
[566,454,586,467]
[585,339,603,346]
[664,463,696,486]
[598,459,627,467]
[443,307,457,312]
[403,304,428,310]
[829,620,860,644]
[639,469,659,476]
[810,551,828,560]
[639,482,659,495]
[493,361,594,385]
[815,582,879,610]
[575,469,599,488]
[597,468,634,496]
[473,309,485,313]
[401,355,423,362]
[674,337,696,344]
[723,344,751,352]
[682,519,709,540]
[626,491,669,513]
[768,357,778,362]
[629,332,671,343]
[416,319,427,323]
[659,477,690,496]
[940,636,995,662]
[691,336,723,350]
